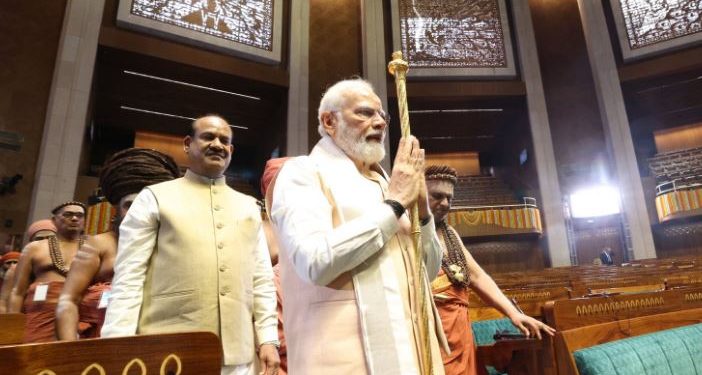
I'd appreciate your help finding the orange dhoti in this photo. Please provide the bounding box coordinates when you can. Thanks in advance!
[78,282,111,338]
[432,272,478,375]
[23,281,64,343]
[272,265,287,375]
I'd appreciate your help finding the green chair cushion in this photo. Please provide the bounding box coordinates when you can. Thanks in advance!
[573,323,702,375]
[471,317,520,346]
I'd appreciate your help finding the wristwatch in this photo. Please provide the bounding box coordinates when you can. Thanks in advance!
[384,199,405,218]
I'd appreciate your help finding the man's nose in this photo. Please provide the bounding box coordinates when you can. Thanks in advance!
[210,138,224,149]
[372,115,387,130]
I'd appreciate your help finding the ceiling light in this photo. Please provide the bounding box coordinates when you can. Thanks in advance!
[123,70,261,101]
[120,106,249,130]
[569,185,621,218]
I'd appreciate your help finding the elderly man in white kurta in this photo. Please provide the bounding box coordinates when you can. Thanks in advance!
[102,116,280,375]
[271,79,448,375]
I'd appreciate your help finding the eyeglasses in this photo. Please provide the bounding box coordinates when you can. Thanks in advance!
[61,211,85,219]
[333,107,390,124]
[354,107,390,124]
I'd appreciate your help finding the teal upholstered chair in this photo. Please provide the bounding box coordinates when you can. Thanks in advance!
[573,323,702,375]
[471,318,521,375]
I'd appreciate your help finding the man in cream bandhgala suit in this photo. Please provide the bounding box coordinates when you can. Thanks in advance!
[102,116,280,375]
[271,79,448,375]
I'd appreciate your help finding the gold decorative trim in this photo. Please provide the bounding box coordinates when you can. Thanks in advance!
[122,358,147,375]
[685,292,702,303]
[81,363,106,375]
[160,354,182,375]
[507,291,551,301]
[34,353,183,374]
[575,297,665,316]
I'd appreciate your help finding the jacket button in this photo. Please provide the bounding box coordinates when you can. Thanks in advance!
[220,266,226,272]
[216,223,223,229]
[214,205,221,211]
[220,291,227,296]
[218,243,224,249]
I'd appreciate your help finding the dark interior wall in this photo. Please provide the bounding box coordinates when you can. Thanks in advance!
[572,214,625,265]
[99,0,289,87]
[466,238,544,274]
[528,0,612,194]
[97,0,291,195]
[652,220,702,259]
[307,0,363,148]
[0,0,67,236]
[493,110,541,201]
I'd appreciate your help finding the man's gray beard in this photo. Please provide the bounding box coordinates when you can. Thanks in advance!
[336,118,386,165]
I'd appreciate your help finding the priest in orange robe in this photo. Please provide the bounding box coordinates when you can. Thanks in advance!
[426,165,555,375]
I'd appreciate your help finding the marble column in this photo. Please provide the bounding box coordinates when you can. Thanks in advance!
[27,0,105,225]
[286,0,310,156]
[577,0,657,260]
[512,1,572,266]
[361,0,391,170]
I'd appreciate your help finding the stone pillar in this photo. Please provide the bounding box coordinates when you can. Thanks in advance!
[512,1,572,266]
[361,0,391,170]
[577,0,657,260]
[27,0,105,224]
[286,0,310,156]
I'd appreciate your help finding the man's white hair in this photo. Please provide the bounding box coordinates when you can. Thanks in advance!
[317,78,376,138]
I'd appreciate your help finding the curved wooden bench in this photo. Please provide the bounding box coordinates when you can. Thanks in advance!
[0,313,25,345]
[557,308,702,375]
[0,331,223,374]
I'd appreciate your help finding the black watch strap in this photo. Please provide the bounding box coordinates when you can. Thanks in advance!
[384,199,405,218]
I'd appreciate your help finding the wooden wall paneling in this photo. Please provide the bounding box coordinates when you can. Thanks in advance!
[0,0,68,235]
[99,0,289,87]
[528,0,611,192]
[653,122,702,153]
[466,238,544,274]
[307,0,363,148]
[426,152,480,176]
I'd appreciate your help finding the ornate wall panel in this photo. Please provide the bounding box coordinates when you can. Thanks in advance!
[116,0,283,63]
[611,0,702,61]
[390,0,516,78]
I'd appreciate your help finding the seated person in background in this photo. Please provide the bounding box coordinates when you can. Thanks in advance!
[8,202,86,343]
[599,246,614,266]
[0,251,21,313]
[0,221,57,313]
[56,148,180,340]
[425,165,555,375]
[260,157,292,375]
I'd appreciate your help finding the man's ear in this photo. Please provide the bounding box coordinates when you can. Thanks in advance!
[183,135,192,153]
[321,112,337,137]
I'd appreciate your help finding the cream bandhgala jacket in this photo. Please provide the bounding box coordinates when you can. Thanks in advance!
[102,170,278,366]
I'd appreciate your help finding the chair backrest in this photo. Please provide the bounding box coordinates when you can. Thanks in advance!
[543,287,702,331]
[556,308,702,375]
[0,313,25,345]
[0,331,222,374]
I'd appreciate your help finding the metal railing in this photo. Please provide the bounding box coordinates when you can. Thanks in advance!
[655,174,702,195]
[451,196,538,211]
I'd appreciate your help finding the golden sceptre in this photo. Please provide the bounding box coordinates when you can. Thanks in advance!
[388,50,433,375]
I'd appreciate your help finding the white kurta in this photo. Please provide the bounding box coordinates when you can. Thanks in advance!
[271,137,446,374]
